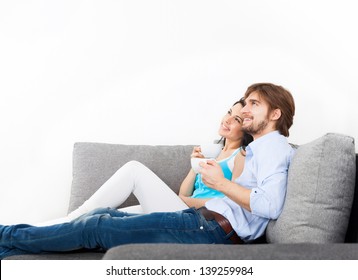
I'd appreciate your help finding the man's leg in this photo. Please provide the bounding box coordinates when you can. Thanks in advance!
[77,208,232,250]
[1,208,231,259]
[0,208,128,259]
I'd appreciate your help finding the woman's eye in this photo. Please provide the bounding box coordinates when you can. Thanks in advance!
[235,118,241,123]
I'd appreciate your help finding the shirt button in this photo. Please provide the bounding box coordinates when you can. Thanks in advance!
[200,226,204,230]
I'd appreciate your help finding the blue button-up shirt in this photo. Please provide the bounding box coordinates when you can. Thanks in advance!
[205,131,295,242]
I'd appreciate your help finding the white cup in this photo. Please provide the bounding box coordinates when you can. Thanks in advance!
[200,143,223,158]
[191,158,214,174]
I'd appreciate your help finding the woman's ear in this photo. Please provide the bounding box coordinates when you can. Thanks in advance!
[271,109,282,121]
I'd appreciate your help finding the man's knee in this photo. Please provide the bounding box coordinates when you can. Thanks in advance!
[84,207,112,216]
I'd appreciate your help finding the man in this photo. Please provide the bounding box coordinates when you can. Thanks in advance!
[201,83,295,241]
[0,83,295,259]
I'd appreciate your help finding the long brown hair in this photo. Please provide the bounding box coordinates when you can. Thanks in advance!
[244,83,295,137]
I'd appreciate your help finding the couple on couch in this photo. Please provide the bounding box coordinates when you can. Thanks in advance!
[0,82,296,259]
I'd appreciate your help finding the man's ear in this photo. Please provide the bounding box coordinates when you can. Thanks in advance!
[271,109,282,121]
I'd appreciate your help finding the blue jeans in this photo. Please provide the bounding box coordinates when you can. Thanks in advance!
[0,207,234,259]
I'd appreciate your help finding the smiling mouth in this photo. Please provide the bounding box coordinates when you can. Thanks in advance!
[221,124,230,131]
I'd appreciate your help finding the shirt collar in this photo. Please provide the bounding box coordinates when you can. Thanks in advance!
[247,130,282,154]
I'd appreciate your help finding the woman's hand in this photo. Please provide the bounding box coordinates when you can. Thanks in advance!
[191,146,204,158]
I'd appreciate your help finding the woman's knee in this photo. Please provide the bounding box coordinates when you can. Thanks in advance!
[122,160,148,172]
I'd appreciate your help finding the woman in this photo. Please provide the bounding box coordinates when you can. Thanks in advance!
[179,98,252,209]
[37,98,252,226]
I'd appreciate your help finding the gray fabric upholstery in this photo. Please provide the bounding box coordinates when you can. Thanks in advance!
[68,143,194,213]
[4,251,104,260]
[103,243,358,260]
[267,133,356,243]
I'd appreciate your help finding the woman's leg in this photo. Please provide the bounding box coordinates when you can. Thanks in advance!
[67,161,188,220]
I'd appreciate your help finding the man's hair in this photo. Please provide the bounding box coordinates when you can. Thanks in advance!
[244,83,295,137]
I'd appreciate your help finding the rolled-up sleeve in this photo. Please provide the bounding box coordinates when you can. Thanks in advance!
[250,171,288,219]
[247,135,294,219]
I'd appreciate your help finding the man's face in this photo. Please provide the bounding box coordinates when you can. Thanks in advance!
[241,91,273,139]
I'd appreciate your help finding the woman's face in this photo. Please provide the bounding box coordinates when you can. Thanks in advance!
[218,103,244,142]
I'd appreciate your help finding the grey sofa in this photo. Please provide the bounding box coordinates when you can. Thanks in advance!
[5,133,358,260]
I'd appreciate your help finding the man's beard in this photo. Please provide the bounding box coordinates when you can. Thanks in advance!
[242,119,269,136]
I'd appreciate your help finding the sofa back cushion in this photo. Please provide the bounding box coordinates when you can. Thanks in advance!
[68,143,193,213]
[266,133,356,243]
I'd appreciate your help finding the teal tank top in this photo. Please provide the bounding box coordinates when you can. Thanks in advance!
[190,147,242,199]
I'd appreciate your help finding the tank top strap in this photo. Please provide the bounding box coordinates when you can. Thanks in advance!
[225,146,242,160]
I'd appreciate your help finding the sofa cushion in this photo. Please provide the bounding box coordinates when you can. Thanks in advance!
[68,143,193,213]
[103,243,358,260]
[266,133,356,243]
[4,251,104,260]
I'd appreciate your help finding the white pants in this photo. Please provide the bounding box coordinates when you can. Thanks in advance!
[36,161,188,226]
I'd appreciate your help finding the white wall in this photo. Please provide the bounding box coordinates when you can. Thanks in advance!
[1,0,357,225]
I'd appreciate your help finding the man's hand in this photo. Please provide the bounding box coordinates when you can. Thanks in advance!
[199,159,252,212]
[199,160,226,190]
